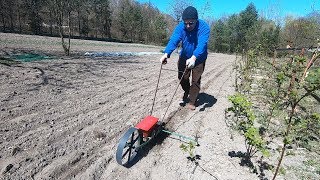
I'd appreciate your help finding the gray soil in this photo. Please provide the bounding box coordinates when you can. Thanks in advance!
[0,33,284,180]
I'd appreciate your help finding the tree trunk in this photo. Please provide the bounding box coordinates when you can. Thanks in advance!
[272,143,287,180]
[9,9,14,32]
[54,0,70,56]
[0,0,5,32]
[18,9,22,33]
[272,106,295,180]
[49,10,53,36]
[67,6,71,56]
[1,13,5,32]
[77,9,81,37]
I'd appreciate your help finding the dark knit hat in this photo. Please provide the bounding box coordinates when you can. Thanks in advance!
[182,6,198,20]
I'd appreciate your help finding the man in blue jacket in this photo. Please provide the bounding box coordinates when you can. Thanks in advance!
[160,6,210,110]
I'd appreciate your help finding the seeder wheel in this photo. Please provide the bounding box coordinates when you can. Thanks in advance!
[116,127,142,166]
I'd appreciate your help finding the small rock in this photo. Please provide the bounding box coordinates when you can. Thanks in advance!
[2,164,13,174]
[12,147,20,156]
[93,131,106,140]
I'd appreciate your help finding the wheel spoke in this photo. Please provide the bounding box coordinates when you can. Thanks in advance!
[116,127,142,166]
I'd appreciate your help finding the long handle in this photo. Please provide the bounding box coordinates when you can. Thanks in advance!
[161,67,187,123]
[150,63,163,115]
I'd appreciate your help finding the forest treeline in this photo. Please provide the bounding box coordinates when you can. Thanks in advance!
[210,3,320,55]
[0,0,172,46]
[1,0,320,54]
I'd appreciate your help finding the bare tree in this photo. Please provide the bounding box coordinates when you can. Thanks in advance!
[0,0,6,31]
[170,0,192,23]
[7,0,14,32]
[90,0,112,39]
[199,0,212,24]
[266,0,282,25]
[26,0,43,35]
[281,16,319,48]
[100,0,112,39]
[49,0,72,55]
[16,0,27,33]
[0,0,16,32]
[74,0,84,37]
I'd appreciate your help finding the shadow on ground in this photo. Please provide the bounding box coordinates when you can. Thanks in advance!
[123,130,170,168]
[228,151,273,180]
[197,93,217,111]
[121,93,217,168]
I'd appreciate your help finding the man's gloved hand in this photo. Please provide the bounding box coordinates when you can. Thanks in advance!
[160,53,168,64]
[186,55,196,69]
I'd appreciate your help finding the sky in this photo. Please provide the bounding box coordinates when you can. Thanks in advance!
[137,0,320,21]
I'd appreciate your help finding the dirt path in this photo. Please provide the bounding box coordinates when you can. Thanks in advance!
[1,33,259,180]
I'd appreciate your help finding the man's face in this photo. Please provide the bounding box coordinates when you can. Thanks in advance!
[184,19,197,31]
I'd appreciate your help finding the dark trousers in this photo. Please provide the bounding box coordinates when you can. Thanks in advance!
[178,57,206,105]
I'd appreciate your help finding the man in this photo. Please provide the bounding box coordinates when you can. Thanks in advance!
[160,6,210,110]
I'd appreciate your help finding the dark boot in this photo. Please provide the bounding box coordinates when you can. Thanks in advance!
[179,91,189,106]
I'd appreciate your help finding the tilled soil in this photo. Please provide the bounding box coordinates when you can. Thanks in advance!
[1,33,260,180]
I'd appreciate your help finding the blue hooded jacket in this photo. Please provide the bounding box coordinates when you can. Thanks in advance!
[164,19,210,65]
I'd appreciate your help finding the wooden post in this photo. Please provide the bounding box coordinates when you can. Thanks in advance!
[272,49,277,67]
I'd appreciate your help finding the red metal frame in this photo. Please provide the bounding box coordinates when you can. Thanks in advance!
[135,116,159,137]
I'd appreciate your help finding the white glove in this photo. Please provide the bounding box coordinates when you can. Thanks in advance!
[186,55,196,69]
[160,53,168,64]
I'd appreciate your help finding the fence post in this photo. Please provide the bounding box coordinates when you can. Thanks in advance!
[272,49,277,67]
